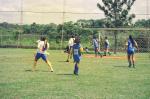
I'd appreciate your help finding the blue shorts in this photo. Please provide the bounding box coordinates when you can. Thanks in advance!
[127,48,135,55]
[35,53,47,61]
[104,45,109,49]
[73,55,81,62]
[94,47,98,52]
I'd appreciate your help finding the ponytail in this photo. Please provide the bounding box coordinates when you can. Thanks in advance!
[129,35,135,46]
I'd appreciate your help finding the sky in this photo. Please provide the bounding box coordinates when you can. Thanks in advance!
[0,0,149,24]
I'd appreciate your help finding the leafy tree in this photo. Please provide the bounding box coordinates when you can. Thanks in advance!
[97,0,136,53]
[134,19,150,28]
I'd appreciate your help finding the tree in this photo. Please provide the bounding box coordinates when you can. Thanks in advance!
[134,19,150,28]
[97,0,136,53]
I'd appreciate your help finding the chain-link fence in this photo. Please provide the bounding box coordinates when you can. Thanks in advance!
[0,28,150,52]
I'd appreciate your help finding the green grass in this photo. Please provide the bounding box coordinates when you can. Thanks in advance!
[0,48,150,99]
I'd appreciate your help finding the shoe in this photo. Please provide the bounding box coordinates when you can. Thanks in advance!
[74,71,78,75]
[66,60,69,62]
[133,64,135,68]
[128,64,131,68]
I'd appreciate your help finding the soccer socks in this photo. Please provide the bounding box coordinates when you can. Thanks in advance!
[128,61,131,67]
[108,52,111,55]
[74,63,79,75]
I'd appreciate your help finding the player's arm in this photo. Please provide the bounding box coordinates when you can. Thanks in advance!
[47,42,50,49]
[134,40,139,52]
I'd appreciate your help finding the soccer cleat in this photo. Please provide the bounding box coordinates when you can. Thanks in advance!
[128,64,131,68]
[74,71,78,75]
[133,64,135,68]
[66,60,69,62]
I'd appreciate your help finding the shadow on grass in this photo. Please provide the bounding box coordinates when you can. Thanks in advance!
[25,70,53,72]
[25,69,32,72]
[113,66,127,68]
[56,73,74,76]
[57,61,68,63]
[25,70,39,72]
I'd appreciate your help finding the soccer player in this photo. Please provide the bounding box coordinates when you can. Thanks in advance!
[104,36,111,56]
[33,37,53,72]
[72,37,83,75]
[92,36,102,57]
[66,35,75,62]
[126,35,138,68]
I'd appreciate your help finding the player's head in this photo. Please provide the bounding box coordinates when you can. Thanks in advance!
[129,35,135,45]
[105,36,108,39]
[74,37,80,44]
[129,35,133,40]
[41,37,46,41]
[71,35,74,38]
[93,35,97,39]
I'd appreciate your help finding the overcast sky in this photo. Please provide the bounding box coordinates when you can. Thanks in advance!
[0,0,149,24]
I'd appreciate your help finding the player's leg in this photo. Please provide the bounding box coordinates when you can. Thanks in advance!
[104,48,107,56]
[131,54,135,68]
[73,55,80,75]
[94,47,98,57]
[33,60,37,71]
[70,47,73,59]
[46,60,54,72]
[97,48,102,57]
[66,46,71,62]
[127,54,131,67]
[42,54,53,72]
[107,48,111,55]
[74,62,79,75]
[33,53,40,71]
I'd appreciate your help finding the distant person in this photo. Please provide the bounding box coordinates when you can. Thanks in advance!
[92,36,102,57]
[73,37,83,75]
[33,37,53,72]
[104,36,111,56]
[85,47,89,53]
[125,35,138,68]
[66,35,75,62]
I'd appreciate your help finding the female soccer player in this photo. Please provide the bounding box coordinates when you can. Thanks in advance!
[104,36,111,56]
[92,36,102,57]
[72,37,83,75]
[33,37,53,72]
[126,35,138,68]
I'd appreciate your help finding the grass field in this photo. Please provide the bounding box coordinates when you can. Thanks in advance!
[0,48,150,99]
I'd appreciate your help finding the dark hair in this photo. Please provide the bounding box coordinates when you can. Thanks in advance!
[129,35,135,46]
[105,36,108,39]
[74,37,80,44]
[93,35,97,39]
[71,35,74,38]
[40,37,46,41]
[40,37,47,49]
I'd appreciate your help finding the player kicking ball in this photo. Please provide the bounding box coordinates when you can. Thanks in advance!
[33,37,53,72]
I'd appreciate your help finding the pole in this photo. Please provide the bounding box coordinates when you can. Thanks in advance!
[60,0,66,50]
[98,32,100,50]
[17,0,23,48]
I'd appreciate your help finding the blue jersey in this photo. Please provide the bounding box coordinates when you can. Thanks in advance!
[73,43,81,62]
[127,39,135,54]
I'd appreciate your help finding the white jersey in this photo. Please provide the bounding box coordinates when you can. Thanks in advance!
[37,41,49,54]
[68,38,75,46]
